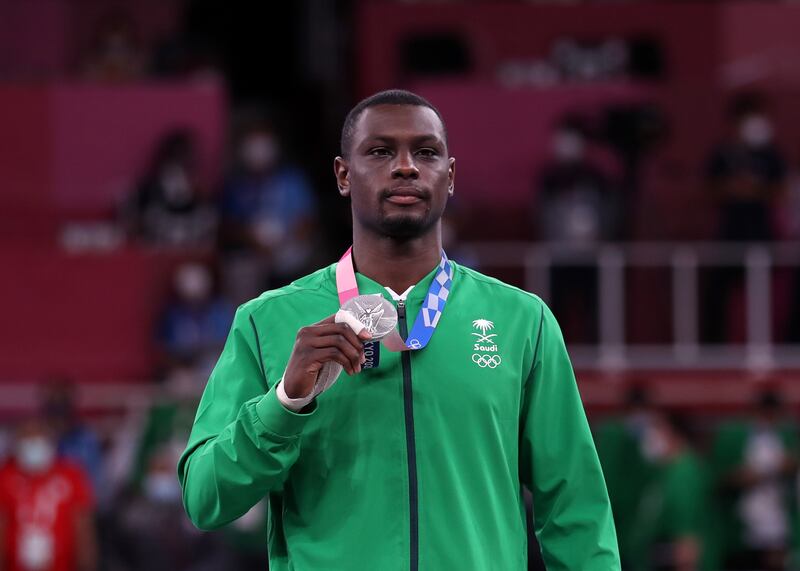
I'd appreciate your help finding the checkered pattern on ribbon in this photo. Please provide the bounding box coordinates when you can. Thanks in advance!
[402,251,453,350]
[420,255,453,329]
[335,246,453,352]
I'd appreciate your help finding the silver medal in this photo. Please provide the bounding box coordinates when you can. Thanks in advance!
[341,294,397,340]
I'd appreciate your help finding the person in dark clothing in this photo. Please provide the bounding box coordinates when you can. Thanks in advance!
[702,93,787,343]
[121,129,217,247]
[535,117,619,343]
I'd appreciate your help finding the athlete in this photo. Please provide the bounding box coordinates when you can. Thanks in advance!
[178,89,620,570]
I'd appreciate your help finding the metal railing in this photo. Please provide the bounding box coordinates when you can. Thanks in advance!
[463,241,800,372]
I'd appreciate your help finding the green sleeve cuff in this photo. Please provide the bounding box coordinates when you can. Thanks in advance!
[254,387,317,438]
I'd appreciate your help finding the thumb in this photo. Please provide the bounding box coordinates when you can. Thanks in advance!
[335,309,373,340]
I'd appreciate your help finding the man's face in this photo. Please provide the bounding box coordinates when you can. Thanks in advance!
[335,104,455,240]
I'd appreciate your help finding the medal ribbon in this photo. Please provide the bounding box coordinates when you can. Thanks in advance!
[335,246,453,351]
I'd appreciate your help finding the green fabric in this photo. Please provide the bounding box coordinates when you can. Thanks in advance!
[593,419,654,565]
[131,399,197,489]
[629,451,712,571]
[178,262,620,570]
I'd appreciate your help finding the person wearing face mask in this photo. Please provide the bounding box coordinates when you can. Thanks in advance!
[709,389,799,570]
[702,93,788,343]
[120,130,217,248]
[219,120,319,300]
[0,419,97,571]
[110,445,224,571]
[628,412,713,571]
[534,116,619,344]
[157,262,234,375]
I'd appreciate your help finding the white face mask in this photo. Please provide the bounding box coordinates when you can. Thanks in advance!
[16,437,55,474]
[159,164,193,206]
[144,473,182,503]
[240,135,278,172]
[174,264,212,302]
[641,426,669,462]
[739,115,773,148]
[553,130,585,162]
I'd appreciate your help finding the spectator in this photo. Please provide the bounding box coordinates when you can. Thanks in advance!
[535,116,618,343]
[82,11,146,82]
[702,92,787,342]
[710,389,798,571]
[157,262,234,376]
[220,118,318,299]
[109,444,223,571]
[593,384,656,568]
[39,379,105,505]
[120,130,217,248]
[127,366,204,494]
[0,418,97,571]
[628,412,712,571]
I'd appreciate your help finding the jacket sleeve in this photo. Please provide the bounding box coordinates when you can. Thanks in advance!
[519,303,620,570]
[178,305,316,530]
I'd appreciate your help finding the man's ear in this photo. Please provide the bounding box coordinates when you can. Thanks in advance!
[447,157,456,197]
[334,156,350,197]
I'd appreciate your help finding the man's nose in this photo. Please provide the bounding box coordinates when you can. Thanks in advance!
[391,151,419,179]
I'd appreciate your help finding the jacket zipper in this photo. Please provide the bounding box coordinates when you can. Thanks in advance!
[397,300,419,571]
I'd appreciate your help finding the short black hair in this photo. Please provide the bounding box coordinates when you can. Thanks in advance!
[339,89,447,158]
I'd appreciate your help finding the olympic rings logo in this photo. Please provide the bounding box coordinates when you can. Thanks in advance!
[472,354,502,368]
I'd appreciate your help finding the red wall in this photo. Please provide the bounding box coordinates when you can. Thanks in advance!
[0,81,226,241]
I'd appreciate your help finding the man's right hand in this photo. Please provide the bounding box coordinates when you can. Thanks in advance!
[283,314,373,399]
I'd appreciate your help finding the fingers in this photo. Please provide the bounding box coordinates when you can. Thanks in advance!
[317,347,359,375]
[312,323,369,352]
[310,333,365,373]
[316,314,373,340]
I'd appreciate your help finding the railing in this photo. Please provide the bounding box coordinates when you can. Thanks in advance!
[463,241,800,372]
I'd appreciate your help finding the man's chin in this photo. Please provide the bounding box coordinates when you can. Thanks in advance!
[379,214,430,240]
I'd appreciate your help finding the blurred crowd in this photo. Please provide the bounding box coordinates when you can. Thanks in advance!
[595,385,799,571]
[0,376,269,571]
[533,91,800,345]
[2,377,799,571]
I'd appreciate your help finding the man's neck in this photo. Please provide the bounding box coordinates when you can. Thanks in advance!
[351,227,442,294]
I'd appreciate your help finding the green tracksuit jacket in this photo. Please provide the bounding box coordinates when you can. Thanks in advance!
[178,261,620,570]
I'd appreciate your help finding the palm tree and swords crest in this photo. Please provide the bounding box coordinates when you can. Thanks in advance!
[472,319,497,343]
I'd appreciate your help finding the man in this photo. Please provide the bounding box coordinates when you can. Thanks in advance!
[710,389,798,570]
[628,412,712,571]
[702,92,787,343]
[179,89,619,570]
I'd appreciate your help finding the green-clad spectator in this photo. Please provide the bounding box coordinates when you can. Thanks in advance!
[594,384,657,567]
[130,366,201,491]
[629,412,713,571]
[709,389,799,571]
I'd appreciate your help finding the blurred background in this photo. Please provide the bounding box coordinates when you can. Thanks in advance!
[1,0,800,569]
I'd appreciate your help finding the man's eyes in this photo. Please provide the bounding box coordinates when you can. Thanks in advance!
[366,148,439,158]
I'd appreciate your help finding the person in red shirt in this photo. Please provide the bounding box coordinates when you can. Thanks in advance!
[0,418,97,571]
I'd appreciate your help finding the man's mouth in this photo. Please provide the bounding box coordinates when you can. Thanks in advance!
[385,187,427,205]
